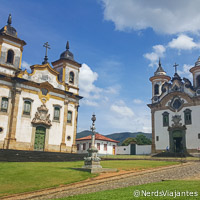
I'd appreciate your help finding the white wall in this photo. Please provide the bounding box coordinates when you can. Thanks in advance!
[0,87,10,142]
[136,145,151,155]
[116,145,130,155]
[116,144,151,155]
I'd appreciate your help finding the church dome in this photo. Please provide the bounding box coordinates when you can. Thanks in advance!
[0,14,17,38]
[60,41,74,61]
[154,59,166,76]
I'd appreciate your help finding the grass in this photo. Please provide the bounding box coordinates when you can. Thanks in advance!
[101,154,200,161]
[56,180,200,200]
[0,161,95,197]
[100,160,178,170]
[0,160,178,197]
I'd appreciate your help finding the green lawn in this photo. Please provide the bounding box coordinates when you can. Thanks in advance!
[101,154,200,161]
[0,160,178,197]
[57,180,200,200]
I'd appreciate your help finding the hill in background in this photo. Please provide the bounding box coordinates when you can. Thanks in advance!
[77,130,152,145]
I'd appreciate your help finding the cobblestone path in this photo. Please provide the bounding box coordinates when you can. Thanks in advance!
[1,162,200,200]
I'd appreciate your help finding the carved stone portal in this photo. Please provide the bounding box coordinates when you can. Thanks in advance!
[171,115,182,127]
[32,104,52,127]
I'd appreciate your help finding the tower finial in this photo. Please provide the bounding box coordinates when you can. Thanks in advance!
[42,42,50,64]
[7,14,12,25]
[159,58,161,67]
[66,41,69,50]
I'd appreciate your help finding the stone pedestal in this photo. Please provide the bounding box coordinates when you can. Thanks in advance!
[82,134,102,170]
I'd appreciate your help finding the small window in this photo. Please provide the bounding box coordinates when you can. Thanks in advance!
[97,143,100,150]
[156,136,159,141]
[104,144,107,151]
[69,71,74,84]
[184,109,192,125]
[89,143,91,148]
[6,50,14,64]
[0,127,3,133]
[83,143,86,150]
[67,111,72,123]
[198,134,200,139]
[54,107,60,121]
[154,84,159,95]
[23,101,31,115]
[41,88,48,96]
[162,112,169,127]
[77,144,79,151]
[1,97,8,112]
[67,136,71,141]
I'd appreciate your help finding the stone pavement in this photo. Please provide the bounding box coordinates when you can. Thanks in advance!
[1,162,200,200]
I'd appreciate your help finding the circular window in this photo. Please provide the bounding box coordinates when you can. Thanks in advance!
[67,136,71,141]
[0,127,3,133]
[197,89,200,95]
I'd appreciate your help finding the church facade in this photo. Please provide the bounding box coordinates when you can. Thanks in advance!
[0,15,82,153]
[148,59,200,153]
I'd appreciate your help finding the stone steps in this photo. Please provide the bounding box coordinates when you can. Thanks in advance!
[0,149,87,162]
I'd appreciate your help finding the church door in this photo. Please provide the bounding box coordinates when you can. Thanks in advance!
[172,130,183,153]
[34,126,46,151]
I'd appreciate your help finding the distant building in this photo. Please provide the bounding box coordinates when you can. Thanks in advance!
[0,14,82,153]
[148,59,200,153]
[76,133,119,155]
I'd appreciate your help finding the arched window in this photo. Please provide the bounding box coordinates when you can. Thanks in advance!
[162,112,169,127]
[1,97,8,112]
[154,84,159,95]
[184,109,192,125]
[6,50,14,64]
[53,106,60,121]
[67,111,72,124]
[196,75,200,87]
[69,71,74,84]
[23,100,31,115]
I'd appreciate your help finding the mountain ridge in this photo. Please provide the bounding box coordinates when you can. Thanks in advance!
[77,130,152,145]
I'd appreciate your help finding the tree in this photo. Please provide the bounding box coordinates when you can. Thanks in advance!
[121,137,136,146]
[135,134,152,145]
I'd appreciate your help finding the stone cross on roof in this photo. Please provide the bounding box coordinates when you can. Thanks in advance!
[42,42,50,64]
[173,62,179,74]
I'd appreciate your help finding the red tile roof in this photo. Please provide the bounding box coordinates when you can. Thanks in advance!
[76,133,119,143]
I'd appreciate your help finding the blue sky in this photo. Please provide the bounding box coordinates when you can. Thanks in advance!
[1,0,200,135]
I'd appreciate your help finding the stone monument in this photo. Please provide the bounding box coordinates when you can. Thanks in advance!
[82,114,102,170]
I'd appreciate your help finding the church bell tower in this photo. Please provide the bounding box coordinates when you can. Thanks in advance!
[150,59,171,103]
[0,14,26,76]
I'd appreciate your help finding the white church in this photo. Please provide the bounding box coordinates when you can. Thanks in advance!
[148,59,200,154]
[0,14,82,153]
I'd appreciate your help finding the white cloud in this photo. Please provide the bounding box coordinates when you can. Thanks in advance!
[168,34,199,50]
[104,85,120,95]
[110,104,134,118]
[101,0,200,34]
[177,64,193,80]
[80,99,99,107]
[133,99,143,104]
[144,45,166,67]
[21,61,31,70]
[79,63,102,99]
[107,102,151,133]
